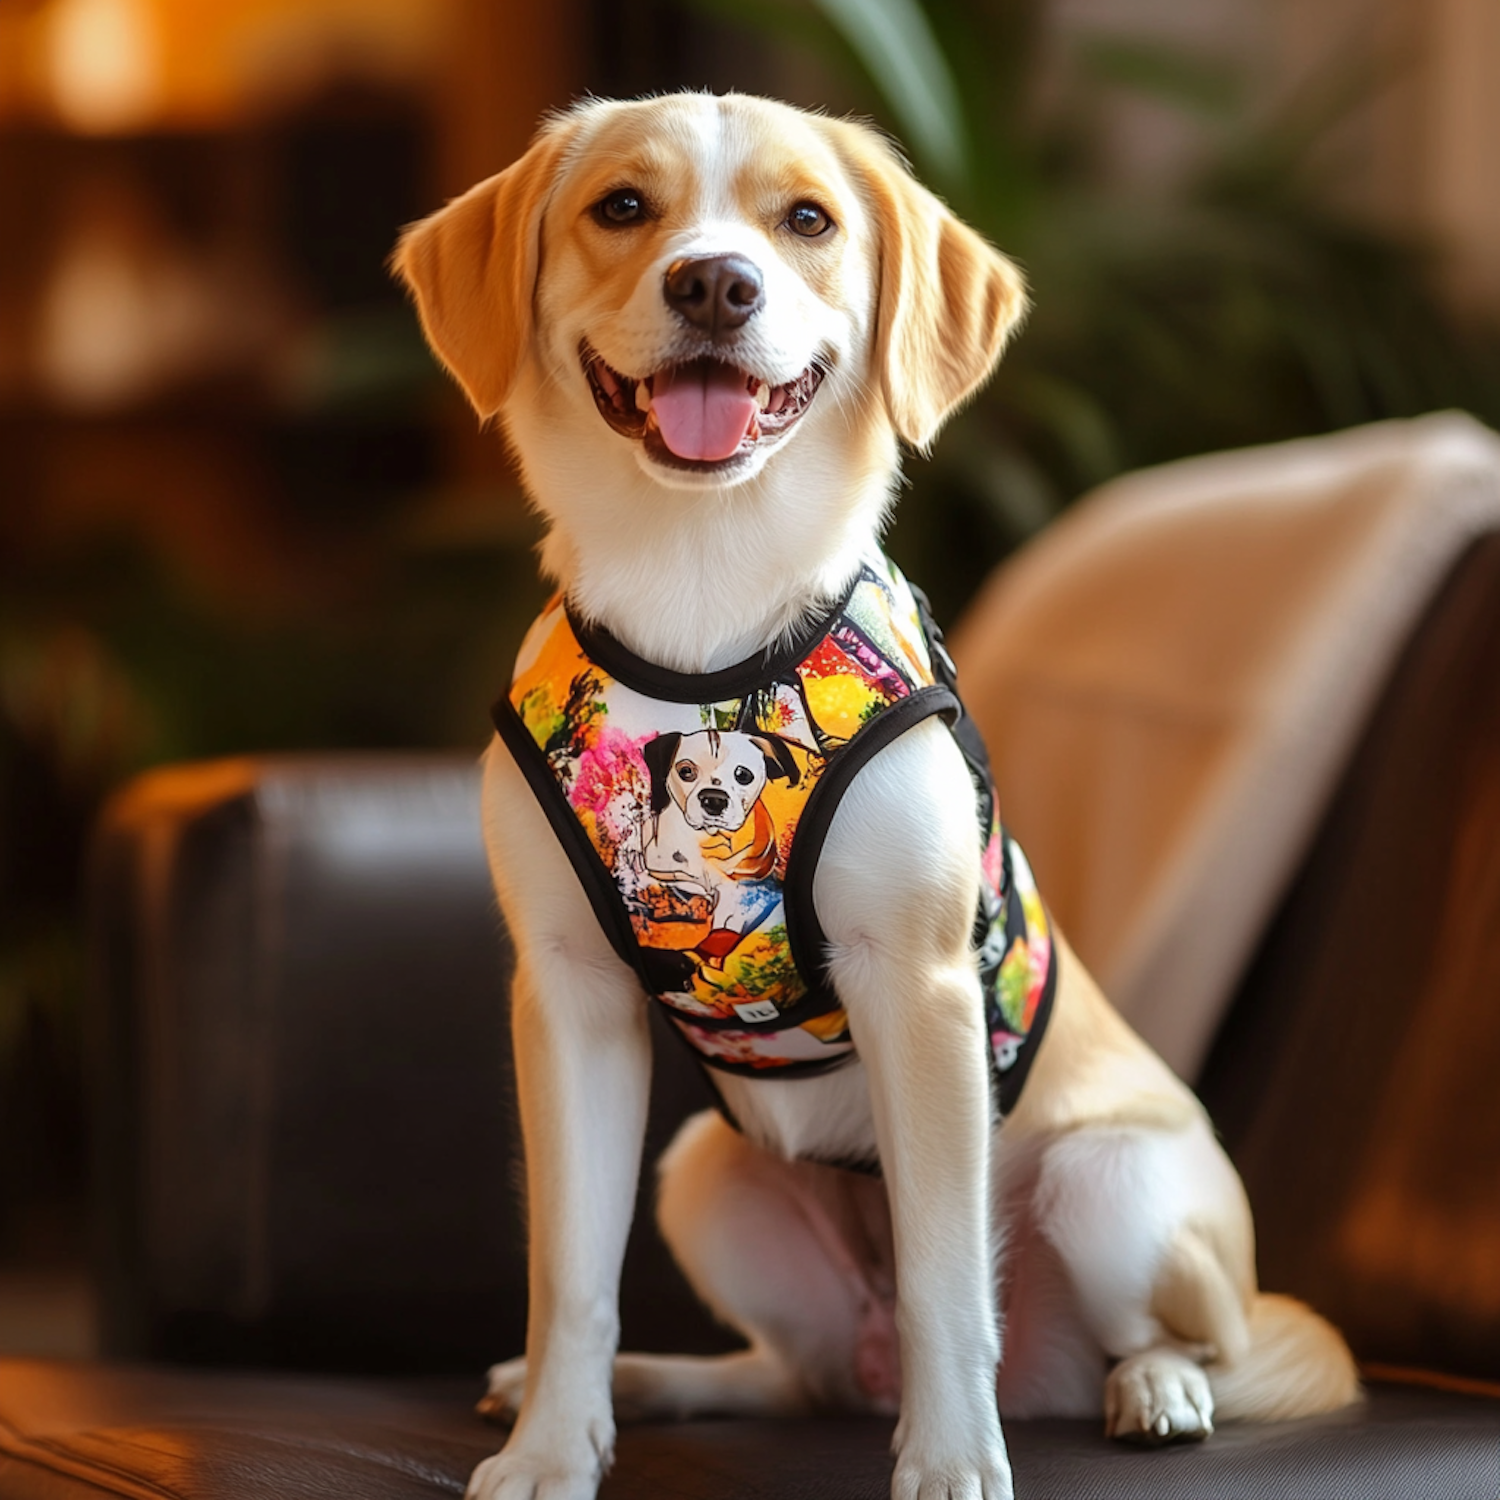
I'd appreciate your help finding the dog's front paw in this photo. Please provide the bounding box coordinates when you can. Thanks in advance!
[477,1357,528,1423]
[891,1446,1014,1500]
[465,1428,611,1500]
[1105,1349,1214,1444]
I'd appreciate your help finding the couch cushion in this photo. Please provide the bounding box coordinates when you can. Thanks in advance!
[0,1360,1495,1500]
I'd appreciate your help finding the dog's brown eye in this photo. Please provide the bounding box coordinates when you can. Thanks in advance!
[675,762,697,782]
[786,202,832,238]
[595,188,646,226]
[734,766,755,784]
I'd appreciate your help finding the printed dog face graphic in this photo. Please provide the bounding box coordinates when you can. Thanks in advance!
[645,729,799,832]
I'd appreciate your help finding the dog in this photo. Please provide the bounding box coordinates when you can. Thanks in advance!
[394,92,1358,1500]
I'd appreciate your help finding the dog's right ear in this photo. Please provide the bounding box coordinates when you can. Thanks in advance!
[825,120,1028,452]
[391,114,578,420]
[750,733,800,787]
[642,732,682,816]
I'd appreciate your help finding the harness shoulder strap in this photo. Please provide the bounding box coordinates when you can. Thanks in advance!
[780,681,960,991]
[491,692,648,980]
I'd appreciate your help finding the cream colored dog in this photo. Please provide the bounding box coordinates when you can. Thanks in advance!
[394,92,1358,1500]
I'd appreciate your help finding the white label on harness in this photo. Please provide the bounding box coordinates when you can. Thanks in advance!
[733,999,781,1024]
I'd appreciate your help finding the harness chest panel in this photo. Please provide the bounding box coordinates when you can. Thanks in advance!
[493,556,1054,1108]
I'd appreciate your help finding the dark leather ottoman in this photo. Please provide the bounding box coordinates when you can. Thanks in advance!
[1,1360,1495,1500]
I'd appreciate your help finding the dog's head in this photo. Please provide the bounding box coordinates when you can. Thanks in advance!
[393,94,1025,502]
[644,728,799,832]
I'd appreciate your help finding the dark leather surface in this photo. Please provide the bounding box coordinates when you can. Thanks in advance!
[0,1360,1494,1500]
[1198,533,1500,1382]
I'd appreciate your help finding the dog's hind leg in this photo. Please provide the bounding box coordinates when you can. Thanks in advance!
[649,1109,901,1416]
[1031,1119,1251,1442]
[480,1109,896,1425]
[1031,1117,1357,1438]
[1104,1243,1357,1438]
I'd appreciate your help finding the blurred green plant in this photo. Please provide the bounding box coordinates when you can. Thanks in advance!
[693,0,1500,619]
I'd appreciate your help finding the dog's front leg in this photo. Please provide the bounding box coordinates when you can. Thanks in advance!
[844,964,1009,1500]
[466,945,653,1500]
[820,724,1011,1500]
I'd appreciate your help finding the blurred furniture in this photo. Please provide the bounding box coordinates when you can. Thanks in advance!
[80,754,722,1374]
[2,440,1500,1495]
[953,411,1500,1080]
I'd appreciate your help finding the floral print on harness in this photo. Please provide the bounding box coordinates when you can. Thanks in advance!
[986,837,1050,1073]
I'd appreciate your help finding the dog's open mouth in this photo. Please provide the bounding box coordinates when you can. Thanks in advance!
[583,348,823,470]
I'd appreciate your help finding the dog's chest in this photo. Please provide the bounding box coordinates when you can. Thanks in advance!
[714,1054,880,1166]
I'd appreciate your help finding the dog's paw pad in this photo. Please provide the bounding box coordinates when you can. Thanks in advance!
[1105,1350,1214,1445]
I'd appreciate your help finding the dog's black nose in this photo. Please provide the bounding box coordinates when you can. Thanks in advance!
[664,255,764,336]
[698,787,730,816]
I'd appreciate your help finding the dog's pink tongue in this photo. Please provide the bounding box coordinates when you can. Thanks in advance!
[650,362,756,462]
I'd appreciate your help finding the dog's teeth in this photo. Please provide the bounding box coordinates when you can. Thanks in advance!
[754,381,772,412]
[635,383,651,413]
[747,415,761,441]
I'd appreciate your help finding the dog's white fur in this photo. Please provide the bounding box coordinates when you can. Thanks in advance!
[394,93,1358,1500]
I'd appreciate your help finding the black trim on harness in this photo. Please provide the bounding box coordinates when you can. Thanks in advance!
[655,1014,749,1132]
[910,581,996,795]
[566,572,861,705]
[995,919,1058,1118]
[782,682,961,993]
[491,693,651,986]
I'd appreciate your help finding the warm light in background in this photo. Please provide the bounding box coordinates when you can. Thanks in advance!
[45,0,161,134]
[8,0,454,132]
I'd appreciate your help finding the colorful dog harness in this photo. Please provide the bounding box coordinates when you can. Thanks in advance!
[492,555,1056,1120]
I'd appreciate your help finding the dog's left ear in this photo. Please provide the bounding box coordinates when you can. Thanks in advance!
[751,734,800,787]
[829,123,1028,451]
[391,112,579,420]
[642,732,683,815]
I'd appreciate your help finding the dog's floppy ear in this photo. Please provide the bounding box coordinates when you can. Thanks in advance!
[642,732,683,815]
[391,114,578,420]
[831,123,1028,451]
[750,733,800,787]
